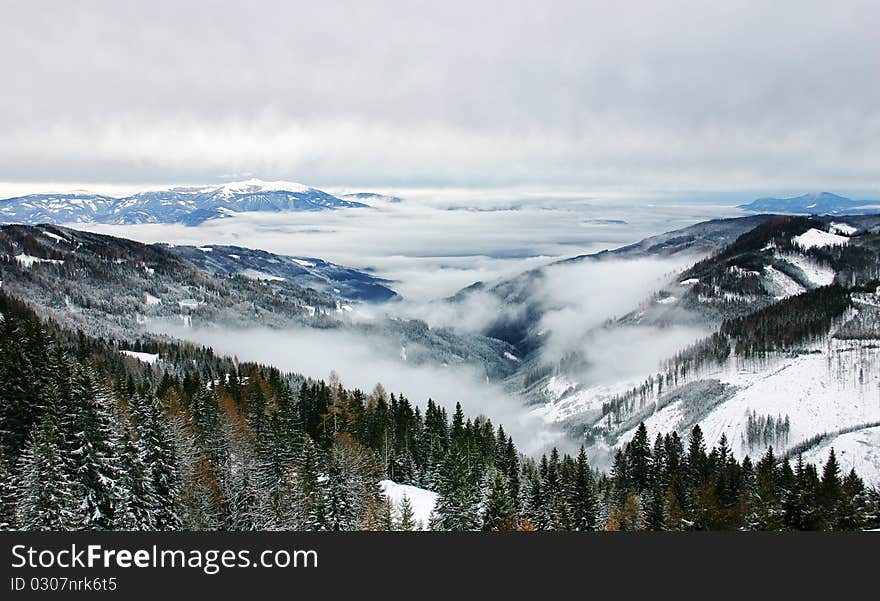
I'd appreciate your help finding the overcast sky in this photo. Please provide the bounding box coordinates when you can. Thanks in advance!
[2,0,879,194]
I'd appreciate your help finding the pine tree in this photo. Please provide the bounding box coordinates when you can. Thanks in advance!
[113,421,156,530]
[571,447,597,531]
[626,423,651,494]
[0,448,17,530]
[397,495,417,531]
[64,367,123,529]
[819,448,842,527]
[15,420,80,530]
[433,447,480,531]
[482,471,517,530]
[379,495,395,531]
[136,396,181,530]
[834,469,868,530]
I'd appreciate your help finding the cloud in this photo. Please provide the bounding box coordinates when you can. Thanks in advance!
[74,194,730,300]
[2,0,879,190]
[534,257,701,364]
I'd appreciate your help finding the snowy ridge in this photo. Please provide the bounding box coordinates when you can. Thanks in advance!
[0,179,370,226]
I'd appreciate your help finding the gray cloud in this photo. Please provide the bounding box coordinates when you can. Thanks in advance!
[2,0,879,191]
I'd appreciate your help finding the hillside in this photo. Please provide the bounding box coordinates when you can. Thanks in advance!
[0,224,519,378]
[517,216,880,483]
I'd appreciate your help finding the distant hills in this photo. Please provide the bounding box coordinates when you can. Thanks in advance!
[164,243,398,302]
[739,191,880,215]
[0,179,373,226]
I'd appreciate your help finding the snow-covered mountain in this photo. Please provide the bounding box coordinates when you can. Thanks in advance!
[739,192,880,215]
[164,243,398,302]
[506,214,880,484]
[0,179,369,226]
[0,224,519,378]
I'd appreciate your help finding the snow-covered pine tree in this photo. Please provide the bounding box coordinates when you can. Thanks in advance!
[0,448,17,530]
[432,447,480,531]
[572,447,598,531]
[63,366,123,529]
[482,470,517,530]
[15,420,80,530]
[113,420,156,530]
[136,395,181,530]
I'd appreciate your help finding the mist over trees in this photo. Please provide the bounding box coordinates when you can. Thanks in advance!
[0,290,877,531]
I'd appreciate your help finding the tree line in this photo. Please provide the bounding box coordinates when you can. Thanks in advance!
[0,290,877,531]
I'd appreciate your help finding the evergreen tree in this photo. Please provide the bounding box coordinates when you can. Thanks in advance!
[626,423,651,494]
[136,396,181,530]
[819,448,842,526]
[0,448,17,530]
[64,367,123,529]
[113,421,156,530]
[397,495,417,531]
[571,447,597,531]
[433,448,480,531]
[15,420,79,530]
[482,471,517,530]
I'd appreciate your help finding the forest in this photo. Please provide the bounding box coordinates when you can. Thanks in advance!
[0,290,878,531]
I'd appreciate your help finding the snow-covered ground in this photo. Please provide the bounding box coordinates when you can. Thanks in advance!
[829,222,858,236]
[799,426,880,487]
[239,269,285,282]
[777,252,836,287]
[379,480,438,530]
[12,254,64,269]
[792,228,849,250]
[120,350,160,364]
[763,265,805,298]
[617,339,880,463]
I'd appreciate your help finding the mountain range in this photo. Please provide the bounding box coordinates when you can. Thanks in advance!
[0,179,370,226]
[2,211,880,484]
[739,191,880,215]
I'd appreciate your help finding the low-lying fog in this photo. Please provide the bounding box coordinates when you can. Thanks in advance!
[79,190,737,300]
[94,192,730,454]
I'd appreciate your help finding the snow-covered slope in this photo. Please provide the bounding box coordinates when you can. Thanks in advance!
[163,243,398,302]
[799,426,880,487]
[512,214,880,473]
[379,480,438,530]
[0,179,369,226]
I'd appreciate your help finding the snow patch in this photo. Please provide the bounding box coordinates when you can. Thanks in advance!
[120,350,160,364]
[829,222,858,236]
[763,265,805,299]
[379,480,438,530]
[13,254,64,269]
[778,253,836,287]
[799,426,880,488]
[792,229,849,249]
[239,269,285,282]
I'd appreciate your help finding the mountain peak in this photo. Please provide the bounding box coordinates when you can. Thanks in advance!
[211,178,313,198]
[0,179,367,226]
